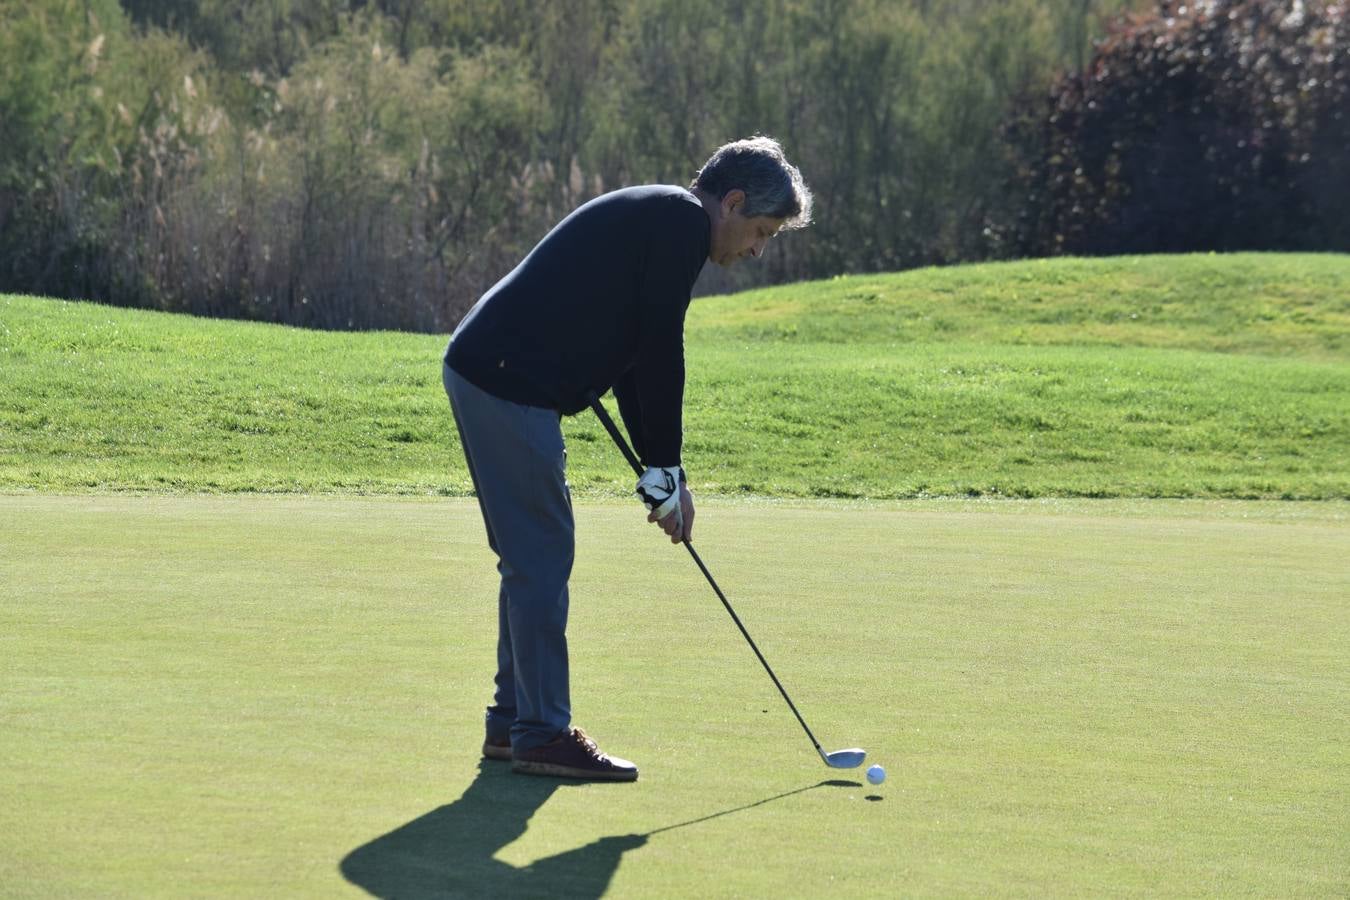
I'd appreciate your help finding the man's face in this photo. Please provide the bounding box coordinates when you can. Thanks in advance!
[709,190,786,267]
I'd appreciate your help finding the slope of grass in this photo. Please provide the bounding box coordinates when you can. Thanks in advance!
[690,252,1348,357]
[1,252,1347,498]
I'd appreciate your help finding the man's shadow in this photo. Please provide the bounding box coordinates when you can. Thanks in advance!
[341,761,862,899]
[340,761,645,899]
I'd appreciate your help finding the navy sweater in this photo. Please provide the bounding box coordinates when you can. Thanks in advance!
[445,185,710,468]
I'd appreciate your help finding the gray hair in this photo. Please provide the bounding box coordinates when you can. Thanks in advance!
[691,136,813,230]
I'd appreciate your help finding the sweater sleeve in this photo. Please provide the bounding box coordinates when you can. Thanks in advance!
[612,367,649,465]
[631,204,707,468]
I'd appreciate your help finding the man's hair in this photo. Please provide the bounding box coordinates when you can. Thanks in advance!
[691,136,813,230]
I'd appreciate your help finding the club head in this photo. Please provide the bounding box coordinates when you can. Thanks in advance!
[821,748,867,769]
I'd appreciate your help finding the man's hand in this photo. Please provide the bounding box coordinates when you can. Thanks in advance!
[648,482,694,543]
[636,466,695,543]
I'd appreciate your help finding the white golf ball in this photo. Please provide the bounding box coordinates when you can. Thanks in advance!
[866,764,886,785]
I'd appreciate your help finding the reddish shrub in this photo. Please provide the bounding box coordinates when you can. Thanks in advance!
[1003,0,1349,256]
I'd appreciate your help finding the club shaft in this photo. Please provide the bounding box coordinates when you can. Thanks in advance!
[680,541,825,754]
[588,398,826,756]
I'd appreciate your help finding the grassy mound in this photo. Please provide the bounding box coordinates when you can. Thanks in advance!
[2,252,1346,498]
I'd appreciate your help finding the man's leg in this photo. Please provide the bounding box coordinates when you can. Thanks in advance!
[444,365,518,749]
[444,362,574,753]
[485,582,515,743]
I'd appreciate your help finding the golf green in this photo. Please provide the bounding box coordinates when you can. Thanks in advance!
[3,495,1346,896]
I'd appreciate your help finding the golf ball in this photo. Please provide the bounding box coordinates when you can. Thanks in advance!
[866,764,886,785]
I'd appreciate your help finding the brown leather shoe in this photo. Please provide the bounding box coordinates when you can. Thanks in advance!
[482,736,512,761]
[511,728,639,781]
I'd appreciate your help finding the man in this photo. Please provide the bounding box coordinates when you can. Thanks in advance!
[442,136,812,781]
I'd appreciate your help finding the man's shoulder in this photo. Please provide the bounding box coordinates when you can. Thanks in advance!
[604,184,696,202]
[559,186,707,256]
[583,185,703,220]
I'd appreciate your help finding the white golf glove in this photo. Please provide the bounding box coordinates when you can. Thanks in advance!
[636,465,684,526]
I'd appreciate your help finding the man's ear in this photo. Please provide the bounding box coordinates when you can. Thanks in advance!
[720,189,746,216]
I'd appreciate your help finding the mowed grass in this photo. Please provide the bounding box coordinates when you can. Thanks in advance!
[2,495,1346,897]
[2,252,1347,499]
[3,253,1347,896]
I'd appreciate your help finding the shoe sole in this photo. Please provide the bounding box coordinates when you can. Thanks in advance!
[511,760,638,782]
[482,743,512,762]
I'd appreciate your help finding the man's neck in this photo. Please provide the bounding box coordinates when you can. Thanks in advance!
[691,187,717,217]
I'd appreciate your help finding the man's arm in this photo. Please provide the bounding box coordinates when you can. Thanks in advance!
[629,198,708,468]
[611,369,649,466]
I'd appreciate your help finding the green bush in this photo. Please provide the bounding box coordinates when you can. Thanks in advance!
[0,0,216,307]
[181,15,548,330]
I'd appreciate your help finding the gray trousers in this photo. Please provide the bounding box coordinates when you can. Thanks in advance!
[443,361,574,752]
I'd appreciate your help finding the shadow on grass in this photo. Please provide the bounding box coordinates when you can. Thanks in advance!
[341,761,644,899]
[341,765,859,899]
[646,779,862,836]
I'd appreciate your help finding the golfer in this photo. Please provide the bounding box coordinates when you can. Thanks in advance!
[443,136,812,780]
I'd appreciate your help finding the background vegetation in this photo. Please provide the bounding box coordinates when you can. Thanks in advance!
[7,0,1342,333]
[3,253,1346,499]
[1003,0,1350,257]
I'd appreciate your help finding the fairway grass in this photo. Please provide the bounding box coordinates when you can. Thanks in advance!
[4,495,1346,897]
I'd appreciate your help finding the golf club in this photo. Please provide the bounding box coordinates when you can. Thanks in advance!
[588,397,866,770]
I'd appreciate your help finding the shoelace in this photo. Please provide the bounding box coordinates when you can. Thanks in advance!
[571,728,603,759]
